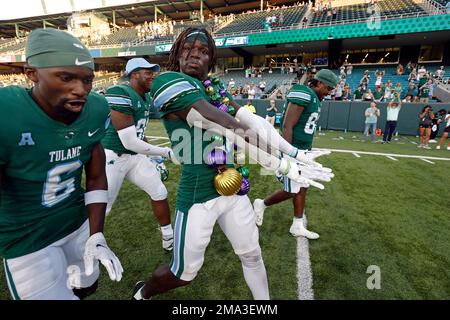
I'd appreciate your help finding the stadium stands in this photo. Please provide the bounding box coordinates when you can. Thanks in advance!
[215,6,308,35]
[310,0,425,25]
[218,69,297,98]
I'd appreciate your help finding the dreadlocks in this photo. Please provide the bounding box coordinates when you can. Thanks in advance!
[167,28,217,73]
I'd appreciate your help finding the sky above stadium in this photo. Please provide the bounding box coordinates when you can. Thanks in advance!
[0,0,149,20]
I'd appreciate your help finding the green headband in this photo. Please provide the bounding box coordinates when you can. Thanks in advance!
[26,28,94,70]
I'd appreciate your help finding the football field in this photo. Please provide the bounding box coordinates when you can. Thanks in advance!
[1,119,450,300]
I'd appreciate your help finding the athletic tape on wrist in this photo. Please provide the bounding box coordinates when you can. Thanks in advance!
[85,190,108,205]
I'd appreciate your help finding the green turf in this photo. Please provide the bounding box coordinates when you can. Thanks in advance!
[1,121,449,300]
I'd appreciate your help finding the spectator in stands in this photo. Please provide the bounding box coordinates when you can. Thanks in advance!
[334,82,344,101]
[259,80,266,93]
[342,86,351,101]
[248,83,256,100]
[393,82,403,103]
[397,64,404,76]
[353,86,365,101]
[435,66,445,80]
[360,70,370,87]
[405,62,413,74]
[346,64,353,76]
[436,109,450,150]
[417,65,427,80]
[408,68,417,83]
[384,82,393,102]
[302,16,308,28]
[373,86,384,102]
[362,102,380,142]
[363,89,374,102]
[228,78,236,91]
[265,99,278,126]
[375,70,384,87]
[382,100,402,144]
[418,105,434,149]
[242,83,249,99]
[418,80,432,103]
[244,100,256,114]
[405,82,418,103]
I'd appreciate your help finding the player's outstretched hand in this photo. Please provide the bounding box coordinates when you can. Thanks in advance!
[84,232,123,282]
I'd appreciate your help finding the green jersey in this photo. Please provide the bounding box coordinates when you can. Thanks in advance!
[102,85,151,155]
[420,85,430,98]
[152,71,233,213]
[0,86,110,259]
[280,84,321,150]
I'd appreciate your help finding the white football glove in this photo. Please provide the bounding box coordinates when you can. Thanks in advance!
[293,149,331,167]
[84,232,123,282]
[297,162,334,183]
[166,148,180,165]
[277,158,333,190]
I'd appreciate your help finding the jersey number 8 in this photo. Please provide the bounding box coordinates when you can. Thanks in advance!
[304,112,319,135]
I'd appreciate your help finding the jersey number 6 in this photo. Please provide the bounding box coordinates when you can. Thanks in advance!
[42,161,83,207]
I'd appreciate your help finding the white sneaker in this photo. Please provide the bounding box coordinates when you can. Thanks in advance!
[418,144,423,148]
[423,145,431,149]
[436,145,441,150]
[289,220,320,239]
[447,146,450,151]
[253,199,266,227]
[429,139,437,143]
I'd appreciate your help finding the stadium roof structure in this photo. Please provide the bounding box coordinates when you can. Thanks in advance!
[0,0,303,38]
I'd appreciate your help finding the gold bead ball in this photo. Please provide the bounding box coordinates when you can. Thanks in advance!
[214,168,243,196]
[206,86,215,95]
[223,97,230,105]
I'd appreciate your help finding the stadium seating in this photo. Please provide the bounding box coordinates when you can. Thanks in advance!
[0,38,26,53]
[331,64,447,101]
[311,0,425,25]
[218,69,297,98]
[215,6,307,35]
[434,0,450,6]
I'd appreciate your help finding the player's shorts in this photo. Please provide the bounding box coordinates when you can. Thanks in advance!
[419,123,432,129]
[3,220,99,300]
[105,149,168,214]
[170,195,260,281]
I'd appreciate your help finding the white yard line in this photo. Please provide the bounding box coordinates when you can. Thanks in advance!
[156,141,171,147]
[145,135,169,140]
[314,148,450,161]
[297,216,314,300]
[386,156,398,161]
[421,158,435,164]
[352,153,361,158]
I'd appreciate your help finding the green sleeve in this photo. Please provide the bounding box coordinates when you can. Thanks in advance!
[151,72,204,117]
[105,86,134,116]
[286,87,311,108]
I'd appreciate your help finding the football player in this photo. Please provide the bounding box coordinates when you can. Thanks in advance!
[132,28,332,300]
[253,69,338,239]
[0,28,122,300]
[102,58,174,251]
